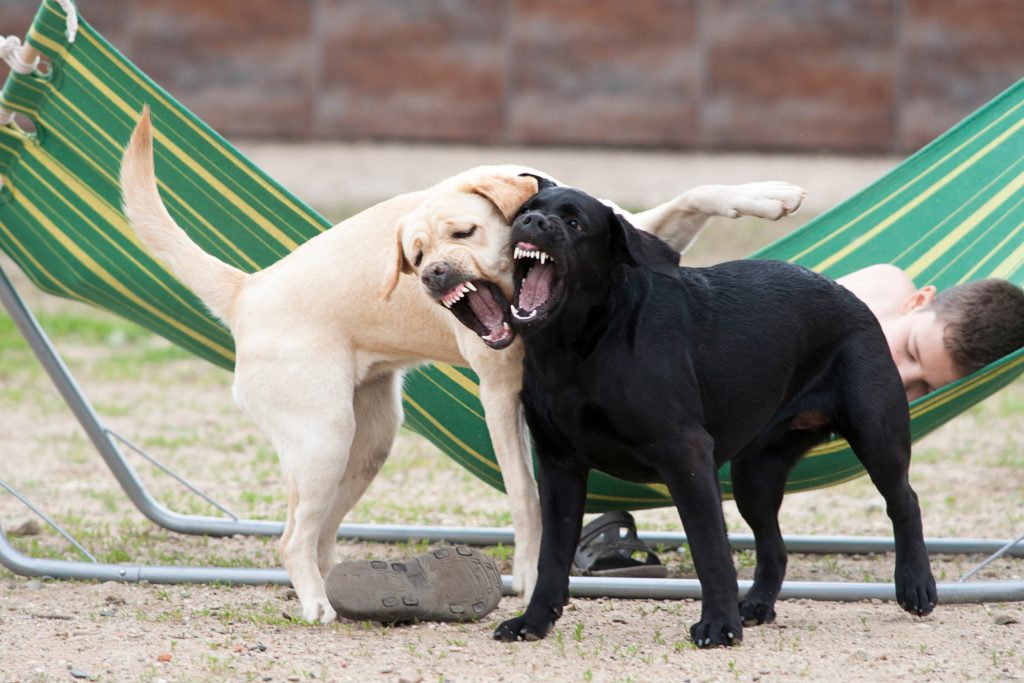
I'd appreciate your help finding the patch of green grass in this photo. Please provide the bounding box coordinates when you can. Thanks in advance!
[91,345,193,380]
[209,600,296,627]
[0,306,154,348]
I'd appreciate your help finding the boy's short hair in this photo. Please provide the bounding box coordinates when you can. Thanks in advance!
[930,278,1024,377]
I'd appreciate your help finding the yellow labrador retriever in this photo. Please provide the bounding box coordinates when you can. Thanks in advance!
[121,107,804,623]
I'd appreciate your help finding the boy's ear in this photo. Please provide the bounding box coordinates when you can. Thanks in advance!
[900,285,937,313]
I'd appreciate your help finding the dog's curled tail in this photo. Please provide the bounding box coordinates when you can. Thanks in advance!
[120,106,244,325]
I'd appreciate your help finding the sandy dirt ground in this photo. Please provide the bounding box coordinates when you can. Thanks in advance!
[0,148,1022,682]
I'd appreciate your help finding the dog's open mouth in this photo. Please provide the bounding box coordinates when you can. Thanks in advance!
[438,279,515,349]
[511,241,563,326]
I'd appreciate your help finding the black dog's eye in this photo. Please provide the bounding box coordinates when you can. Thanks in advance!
[452,225,478,239]
[414,251,424,267]
[568,219,581,230]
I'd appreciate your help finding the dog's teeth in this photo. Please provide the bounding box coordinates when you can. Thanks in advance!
[539,253,546,265]
[466,282,477,292]
[514,247,523,259]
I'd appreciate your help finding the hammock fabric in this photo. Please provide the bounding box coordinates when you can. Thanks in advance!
[1,2,1022,512]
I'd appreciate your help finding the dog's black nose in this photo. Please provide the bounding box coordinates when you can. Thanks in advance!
[422,261,452,291]
[519,211,550,231]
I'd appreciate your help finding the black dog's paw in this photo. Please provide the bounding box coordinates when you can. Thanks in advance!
[690,617,743,648]
[739,599,776,626]
[493,615,551,642]
[895,566,938,617]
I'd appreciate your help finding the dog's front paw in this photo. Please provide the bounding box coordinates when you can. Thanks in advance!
[493,614,552,642]
[738,598,776,626]
[690,615,743,648]
[512,552,539,602]
[895,564,937,617]
[709,182,806,221]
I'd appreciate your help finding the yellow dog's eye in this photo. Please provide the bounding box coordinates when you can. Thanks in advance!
[452,226,478,239]
[414,251,424,267]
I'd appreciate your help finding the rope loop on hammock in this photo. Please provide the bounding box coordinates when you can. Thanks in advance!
[56,0,78,44]
[0,0,78,127]
[0,36,38,75]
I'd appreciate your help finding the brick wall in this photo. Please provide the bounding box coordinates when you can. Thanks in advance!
[4,0,1023,152]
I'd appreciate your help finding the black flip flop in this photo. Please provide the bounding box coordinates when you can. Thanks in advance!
[325,546,503,623]
[573,511,668,578]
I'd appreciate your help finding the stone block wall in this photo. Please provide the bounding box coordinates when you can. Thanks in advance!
[3,0,1023,152]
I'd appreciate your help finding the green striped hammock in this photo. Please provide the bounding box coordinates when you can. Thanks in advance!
[2,1,1022,512]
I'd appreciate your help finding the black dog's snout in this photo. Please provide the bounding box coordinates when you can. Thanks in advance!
[421,261,455,292]
[518,211,551,232]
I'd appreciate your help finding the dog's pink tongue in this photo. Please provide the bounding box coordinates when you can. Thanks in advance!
[467,288,503,333]
[519,262,555,311]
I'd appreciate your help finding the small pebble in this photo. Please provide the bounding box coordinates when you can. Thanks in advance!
[994,614,1019,625]
[398,673,423,683]
[70,670,90,680]
[157,653,172,663]
[249,642,268,652]
[8,517,41,536]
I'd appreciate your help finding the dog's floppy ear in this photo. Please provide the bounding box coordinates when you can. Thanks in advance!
[380,224,413,301]
[609,212,681,274]
[518,172,557,191]
[461,174,539,222]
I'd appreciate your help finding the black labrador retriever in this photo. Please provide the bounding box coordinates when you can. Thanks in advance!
[493,184,937,647]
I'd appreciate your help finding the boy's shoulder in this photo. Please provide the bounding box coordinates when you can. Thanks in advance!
[836,264,917,322]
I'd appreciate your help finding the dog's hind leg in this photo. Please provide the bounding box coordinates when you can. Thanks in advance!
[731,430,828,626]
[315,370,404,578]
[836,348,937,617]
[238,357,358,625]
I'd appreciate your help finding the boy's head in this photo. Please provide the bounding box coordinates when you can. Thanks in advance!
[885,278,1024,401]
[931,278,1024,376]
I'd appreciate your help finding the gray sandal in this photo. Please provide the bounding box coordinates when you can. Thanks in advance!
[325,546,503,623]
